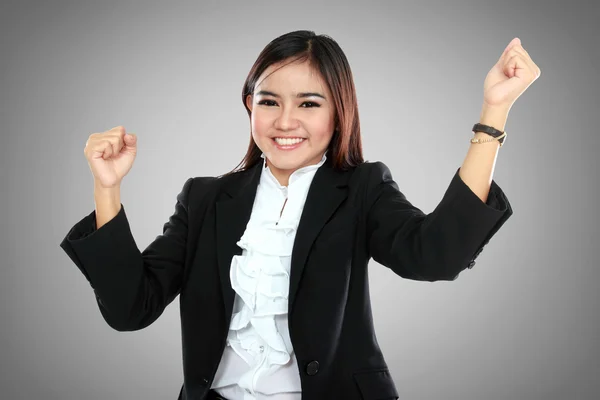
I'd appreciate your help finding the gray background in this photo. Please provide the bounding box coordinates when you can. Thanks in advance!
[1,0,599,399]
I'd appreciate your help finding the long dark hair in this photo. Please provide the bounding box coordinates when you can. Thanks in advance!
[220,30,364,178]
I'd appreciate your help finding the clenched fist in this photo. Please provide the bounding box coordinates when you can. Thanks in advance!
[84,126,137,188]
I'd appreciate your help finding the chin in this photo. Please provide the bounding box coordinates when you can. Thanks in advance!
[267,156,304,171]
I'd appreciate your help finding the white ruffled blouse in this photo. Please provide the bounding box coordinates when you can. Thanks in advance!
[211,152,327,400]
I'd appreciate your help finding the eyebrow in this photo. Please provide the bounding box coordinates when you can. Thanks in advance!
[255,90,327,100]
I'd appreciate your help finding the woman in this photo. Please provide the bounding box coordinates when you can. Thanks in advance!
[59,30,540,400]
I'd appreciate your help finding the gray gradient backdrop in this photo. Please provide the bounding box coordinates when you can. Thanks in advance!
[1,0,599,399]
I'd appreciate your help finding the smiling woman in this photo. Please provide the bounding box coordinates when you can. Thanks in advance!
[245,61,336,185]
[223,30,364,185]
[60,29,515,400]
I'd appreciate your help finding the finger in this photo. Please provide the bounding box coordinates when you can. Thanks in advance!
[498,37,520,64]
[111,139,120,157]
[115,131,125,154]
[95,134,119,158]
[89,139,111,160]
[506,44,541,78]
[109,125,126,134]
[505,50,539,79]
[105,131,126,155]
[513,43,530,59]
[86,133,110,158]
[107,126,125,142]
[118,128,128,152]
[503,54,519,78]
[506,46,533,68]
[101,140,114,160]
[504,54,533,80]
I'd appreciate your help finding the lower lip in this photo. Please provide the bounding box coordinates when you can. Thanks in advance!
[272,138,305,150]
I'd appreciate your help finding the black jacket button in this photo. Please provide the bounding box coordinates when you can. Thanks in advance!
[474,247,484,258]
[200,377,209,386]
[468,260,476,269]
[306,360,319,375]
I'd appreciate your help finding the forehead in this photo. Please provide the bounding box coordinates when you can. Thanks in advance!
[256,60,328,93]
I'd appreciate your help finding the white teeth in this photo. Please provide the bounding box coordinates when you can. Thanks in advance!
[274,137,304,146]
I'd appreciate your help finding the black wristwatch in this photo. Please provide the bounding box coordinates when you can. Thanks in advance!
[472,123,506,146]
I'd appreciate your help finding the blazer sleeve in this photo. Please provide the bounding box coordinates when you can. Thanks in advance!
[365,162,513,281]
[59,177,194,331]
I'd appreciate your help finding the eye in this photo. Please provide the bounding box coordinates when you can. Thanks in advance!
[258,99,277,106]
[257,100,321,108]
[300,101,320,108]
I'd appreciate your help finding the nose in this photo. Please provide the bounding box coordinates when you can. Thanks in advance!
[274,106,300,131]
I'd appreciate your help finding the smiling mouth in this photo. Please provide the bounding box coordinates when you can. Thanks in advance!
[272,137,305,145]
[271,137,306,150]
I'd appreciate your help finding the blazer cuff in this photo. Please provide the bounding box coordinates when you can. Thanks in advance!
[443,167,513,269]
[59,204,133,285]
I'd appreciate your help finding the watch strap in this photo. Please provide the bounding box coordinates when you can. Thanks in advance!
[472,123,506,144]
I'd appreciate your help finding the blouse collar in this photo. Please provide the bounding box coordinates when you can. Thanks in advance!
[260,151,327,187]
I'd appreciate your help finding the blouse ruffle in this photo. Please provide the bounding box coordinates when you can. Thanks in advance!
[227,218,299,369]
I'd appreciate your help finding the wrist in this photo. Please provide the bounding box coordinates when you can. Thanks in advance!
[94,181,121,203]
[94,179,121,192]
[479,105,509,131]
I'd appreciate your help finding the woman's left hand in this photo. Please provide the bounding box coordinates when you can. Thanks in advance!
[482,37,541,111]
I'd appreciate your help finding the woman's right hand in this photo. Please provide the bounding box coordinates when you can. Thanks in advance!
[84,126,137,188]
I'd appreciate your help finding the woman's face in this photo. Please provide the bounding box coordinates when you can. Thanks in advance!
[245,60,336,185]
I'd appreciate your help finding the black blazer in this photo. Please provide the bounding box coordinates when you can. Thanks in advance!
[59,158,512,400]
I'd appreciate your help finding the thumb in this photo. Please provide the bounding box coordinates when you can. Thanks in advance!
[124,133,137,144]
[123,133,137,151]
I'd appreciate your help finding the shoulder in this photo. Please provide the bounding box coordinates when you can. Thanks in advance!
[352,160,395,187]
[343,161,398,209]
[186,166,255,201]
[350,161,403,214]
[171,176,217,209]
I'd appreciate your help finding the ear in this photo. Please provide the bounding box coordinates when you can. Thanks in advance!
[245,94,253,112]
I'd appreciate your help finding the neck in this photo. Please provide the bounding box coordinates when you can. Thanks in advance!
[265,158,290,186]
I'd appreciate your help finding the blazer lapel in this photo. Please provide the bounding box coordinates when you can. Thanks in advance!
[215,162,262,319]
[215,158,350,320]
[288,161,349,314]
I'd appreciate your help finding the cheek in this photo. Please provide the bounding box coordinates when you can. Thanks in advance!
[312,131,334,148]
[307,117,334,141]
[251,113,272,137]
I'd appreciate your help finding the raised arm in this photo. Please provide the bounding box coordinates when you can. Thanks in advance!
[365,162,512,281]
[59,177,194,331]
